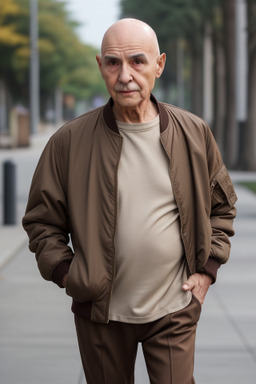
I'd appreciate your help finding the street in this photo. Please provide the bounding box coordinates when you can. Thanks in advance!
[0,128,256,383]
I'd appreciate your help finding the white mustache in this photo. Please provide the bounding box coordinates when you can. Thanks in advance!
[114,83,141,92]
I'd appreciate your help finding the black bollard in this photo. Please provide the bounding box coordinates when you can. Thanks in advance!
[3,160,16,225]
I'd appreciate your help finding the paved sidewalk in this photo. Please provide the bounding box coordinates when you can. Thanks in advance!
[0,125,56,269]
[194,183,256,383]
[1,128,256,383]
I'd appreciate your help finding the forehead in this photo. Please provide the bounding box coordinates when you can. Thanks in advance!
[101,27,158,58]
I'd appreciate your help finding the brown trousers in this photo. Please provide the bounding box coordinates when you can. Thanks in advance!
[74,295,201,384]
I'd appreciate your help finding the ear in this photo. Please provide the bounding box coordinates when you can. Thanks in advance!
[156,53,166,78]
[96,55,102,72]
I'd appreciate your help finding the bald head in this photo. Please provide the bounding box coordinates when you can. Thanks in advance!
[101,18,160,56]
[96,18,166,122]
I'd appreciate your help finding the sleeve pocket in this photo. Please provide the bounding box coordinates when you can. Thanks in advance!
[211,165,237,206]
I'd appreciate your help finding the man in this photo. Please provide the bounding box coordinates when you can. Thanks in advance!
[23,18,237,384]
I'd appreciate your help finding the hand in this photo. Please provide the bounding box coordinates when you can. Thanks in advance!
[182,273,213,305]
[62,274,68,288]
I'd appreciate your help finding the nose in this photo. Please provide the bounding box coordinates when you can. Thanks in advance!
[118,63,133,84]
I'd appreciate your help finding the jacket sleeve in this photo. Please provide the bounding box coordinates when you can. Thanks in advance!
[203,163,237,282]
[22,135,73,287]
[202,126,237,283]
[210,163,237,258]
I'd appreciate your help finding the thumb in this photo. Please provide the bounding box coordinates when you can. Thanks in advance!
[182,276,196,292]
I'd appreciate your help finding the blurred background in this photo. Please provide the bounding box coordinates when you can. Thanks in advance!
[0,2,256,383]
[0,0,255,170]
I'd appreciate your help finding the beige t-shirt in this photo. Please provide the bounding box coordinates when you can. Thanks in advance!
[109,116,191,323]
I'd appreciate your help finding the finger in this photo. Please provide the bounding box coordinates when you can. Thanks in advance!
[182,283,190,291]
[182,277,196,292]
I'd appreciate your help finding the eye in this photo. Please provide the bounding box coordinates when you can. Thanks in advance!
[133,58,143,65]
[108,59,119,66]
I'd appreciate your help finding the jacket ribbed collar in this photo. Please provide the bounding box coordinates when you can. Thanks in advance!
[103,94,169,134]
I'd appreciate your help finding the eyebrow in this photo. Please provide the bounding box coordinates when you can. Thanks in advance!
[129,53,147,60]
[103,53,148,62]
[103,55,119,62]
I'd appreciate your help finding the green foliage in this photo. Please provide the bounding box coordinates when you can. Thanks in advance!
[0,0,105,105]
[0,0,28,45]
[121,0,221,51]
[120,0,224,107]
[0,0,28,83]
[239,181,256,195]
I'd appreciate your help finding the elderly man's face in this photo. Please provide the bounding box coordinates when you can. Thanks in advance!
[96,23,165,112]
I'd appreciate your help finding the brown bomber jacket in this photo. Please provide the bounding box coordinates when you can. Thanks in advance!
[22,96,237,323]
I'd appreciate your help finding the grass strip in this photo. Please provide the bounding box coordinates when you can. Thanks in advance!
[238,181,256,195]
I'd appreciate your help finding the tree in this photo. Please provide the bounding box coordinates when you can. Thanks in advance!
[0,0,28,46]
[0,0,106,125]
[120,0,191,105]
[243,0,256,169]
[120,0,217,115]
[220,0,237,168]
[120,0,244,167]
[211,1,226,153]
[0,0,28,132]
[36,0,107,114]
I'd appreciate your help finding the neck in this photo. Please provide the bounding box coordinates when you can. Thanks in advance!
[113,100,158,124]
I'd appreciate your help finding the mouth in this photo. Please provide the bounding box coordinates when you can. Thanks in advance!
[118,90,138,95]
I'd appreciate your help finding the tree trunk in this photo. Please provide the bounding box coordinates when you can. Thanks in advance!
[191,51,203,117]
[177,39,185,109]
[244,52,256,170]
[203,23,213,126]
[212,34,226,154]
[243,0,256,170]
[0,79,8,134]
[235,0,248,169]
[221,0,238,168]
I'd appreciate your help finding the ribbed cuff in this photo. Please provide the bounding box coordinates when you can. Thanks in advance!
[51,261,71,288]
[202,257,221,284]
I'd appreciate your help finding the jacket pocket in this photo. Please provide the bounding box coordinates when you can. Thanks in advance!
[65,251,90,303]
[211,165,237,207]
[65,250,109,303]
[192,293,202,311]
